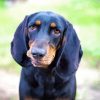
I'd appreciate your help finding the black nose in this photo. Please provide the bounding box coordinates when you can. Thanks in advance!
[31,47,46,59]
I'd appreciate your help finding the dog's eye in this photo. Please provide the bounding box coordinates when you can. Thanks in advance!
[29,25,37,31]
[54,29,61,36]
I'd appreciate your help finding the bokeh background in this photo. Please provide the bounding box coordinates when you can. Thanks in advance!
[0,0,100,100]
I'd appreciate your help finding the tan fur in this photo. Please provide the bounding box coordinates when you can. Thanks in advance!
[27,41,56,68]
[50,22,56,28]
[35,20,41,25]
[25,96,38,100]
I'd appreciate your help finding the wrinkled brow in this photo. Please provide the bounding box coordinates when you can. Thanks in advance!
[28,15,64,30]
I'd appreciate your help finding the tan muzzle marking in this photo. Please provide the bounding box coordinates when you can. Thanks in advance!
[27,41,56,68]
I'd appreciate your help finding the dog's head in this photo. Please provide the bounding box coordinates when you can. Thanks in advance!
[11,11,83,74]
[26,12,66,68]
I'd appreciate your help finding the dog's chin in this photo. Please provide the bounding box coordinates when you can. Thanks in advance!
[31,60,50,69]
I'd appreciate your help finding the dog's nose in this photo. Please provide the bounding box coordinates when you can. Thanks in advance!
[31,47,46,58]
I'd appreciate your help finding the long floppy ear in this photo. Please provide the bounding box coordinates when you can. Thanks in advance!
[11,16,30,66]
[54,22,83,80]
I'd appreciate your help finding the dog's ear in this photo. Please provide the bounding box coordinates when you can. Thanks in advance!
[11,16,30,66]
[11,13,39,67]
[54,22,83,80]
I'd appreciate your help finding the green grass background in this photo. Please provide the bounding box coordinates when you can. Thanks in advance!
[0,0,100,73]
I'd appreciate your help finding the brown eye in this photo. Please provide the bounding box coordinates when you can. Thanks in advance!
[28,25,37,32]
[54,29,61,36]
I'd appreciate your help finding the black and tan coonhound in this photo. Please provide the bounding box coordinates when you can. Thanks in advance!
[11,11,83,100]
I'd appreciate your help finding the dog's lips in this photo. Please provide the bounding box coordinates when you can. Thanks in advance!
[31,60,40,67]
[31,59,48,68]
[31,61,39,67]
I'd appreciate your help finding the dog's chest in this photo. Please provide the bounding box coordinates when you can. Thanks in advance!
[38,72,55,88]
[34,71,56,95]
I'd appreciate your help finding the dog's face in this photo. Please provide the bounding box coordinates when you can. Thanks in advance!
[26,12,65,68]
[11,11,83,74]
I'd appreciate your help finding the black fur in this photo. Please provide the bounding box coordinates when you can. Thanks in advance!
[11,11,83,100]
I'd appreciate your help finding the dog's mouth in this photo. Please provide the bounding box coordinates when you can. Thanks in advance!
[26,41,56,68]
[31,58,54,68]
[31,59,45,67]
[27,51,55,68]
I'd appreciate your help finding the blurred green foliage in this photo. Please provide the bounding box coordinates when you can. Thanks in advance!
[0,0,100,72]
[0,0,5,8]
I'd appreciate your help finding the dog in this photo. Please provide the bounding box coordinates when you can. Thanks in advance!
[11,11,83,100]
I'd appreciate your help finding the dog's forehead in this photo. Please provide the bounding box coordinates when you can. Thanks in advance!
[31,12,60,20]
[29,12,64,26]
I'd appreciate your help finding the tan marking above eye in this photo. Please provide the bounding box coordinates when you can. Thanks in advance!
[35,20,41,25]
[50,22,56,28]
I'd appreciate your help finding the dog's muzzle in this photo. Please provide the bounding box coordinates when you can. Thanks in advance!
[27,41,56,68]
